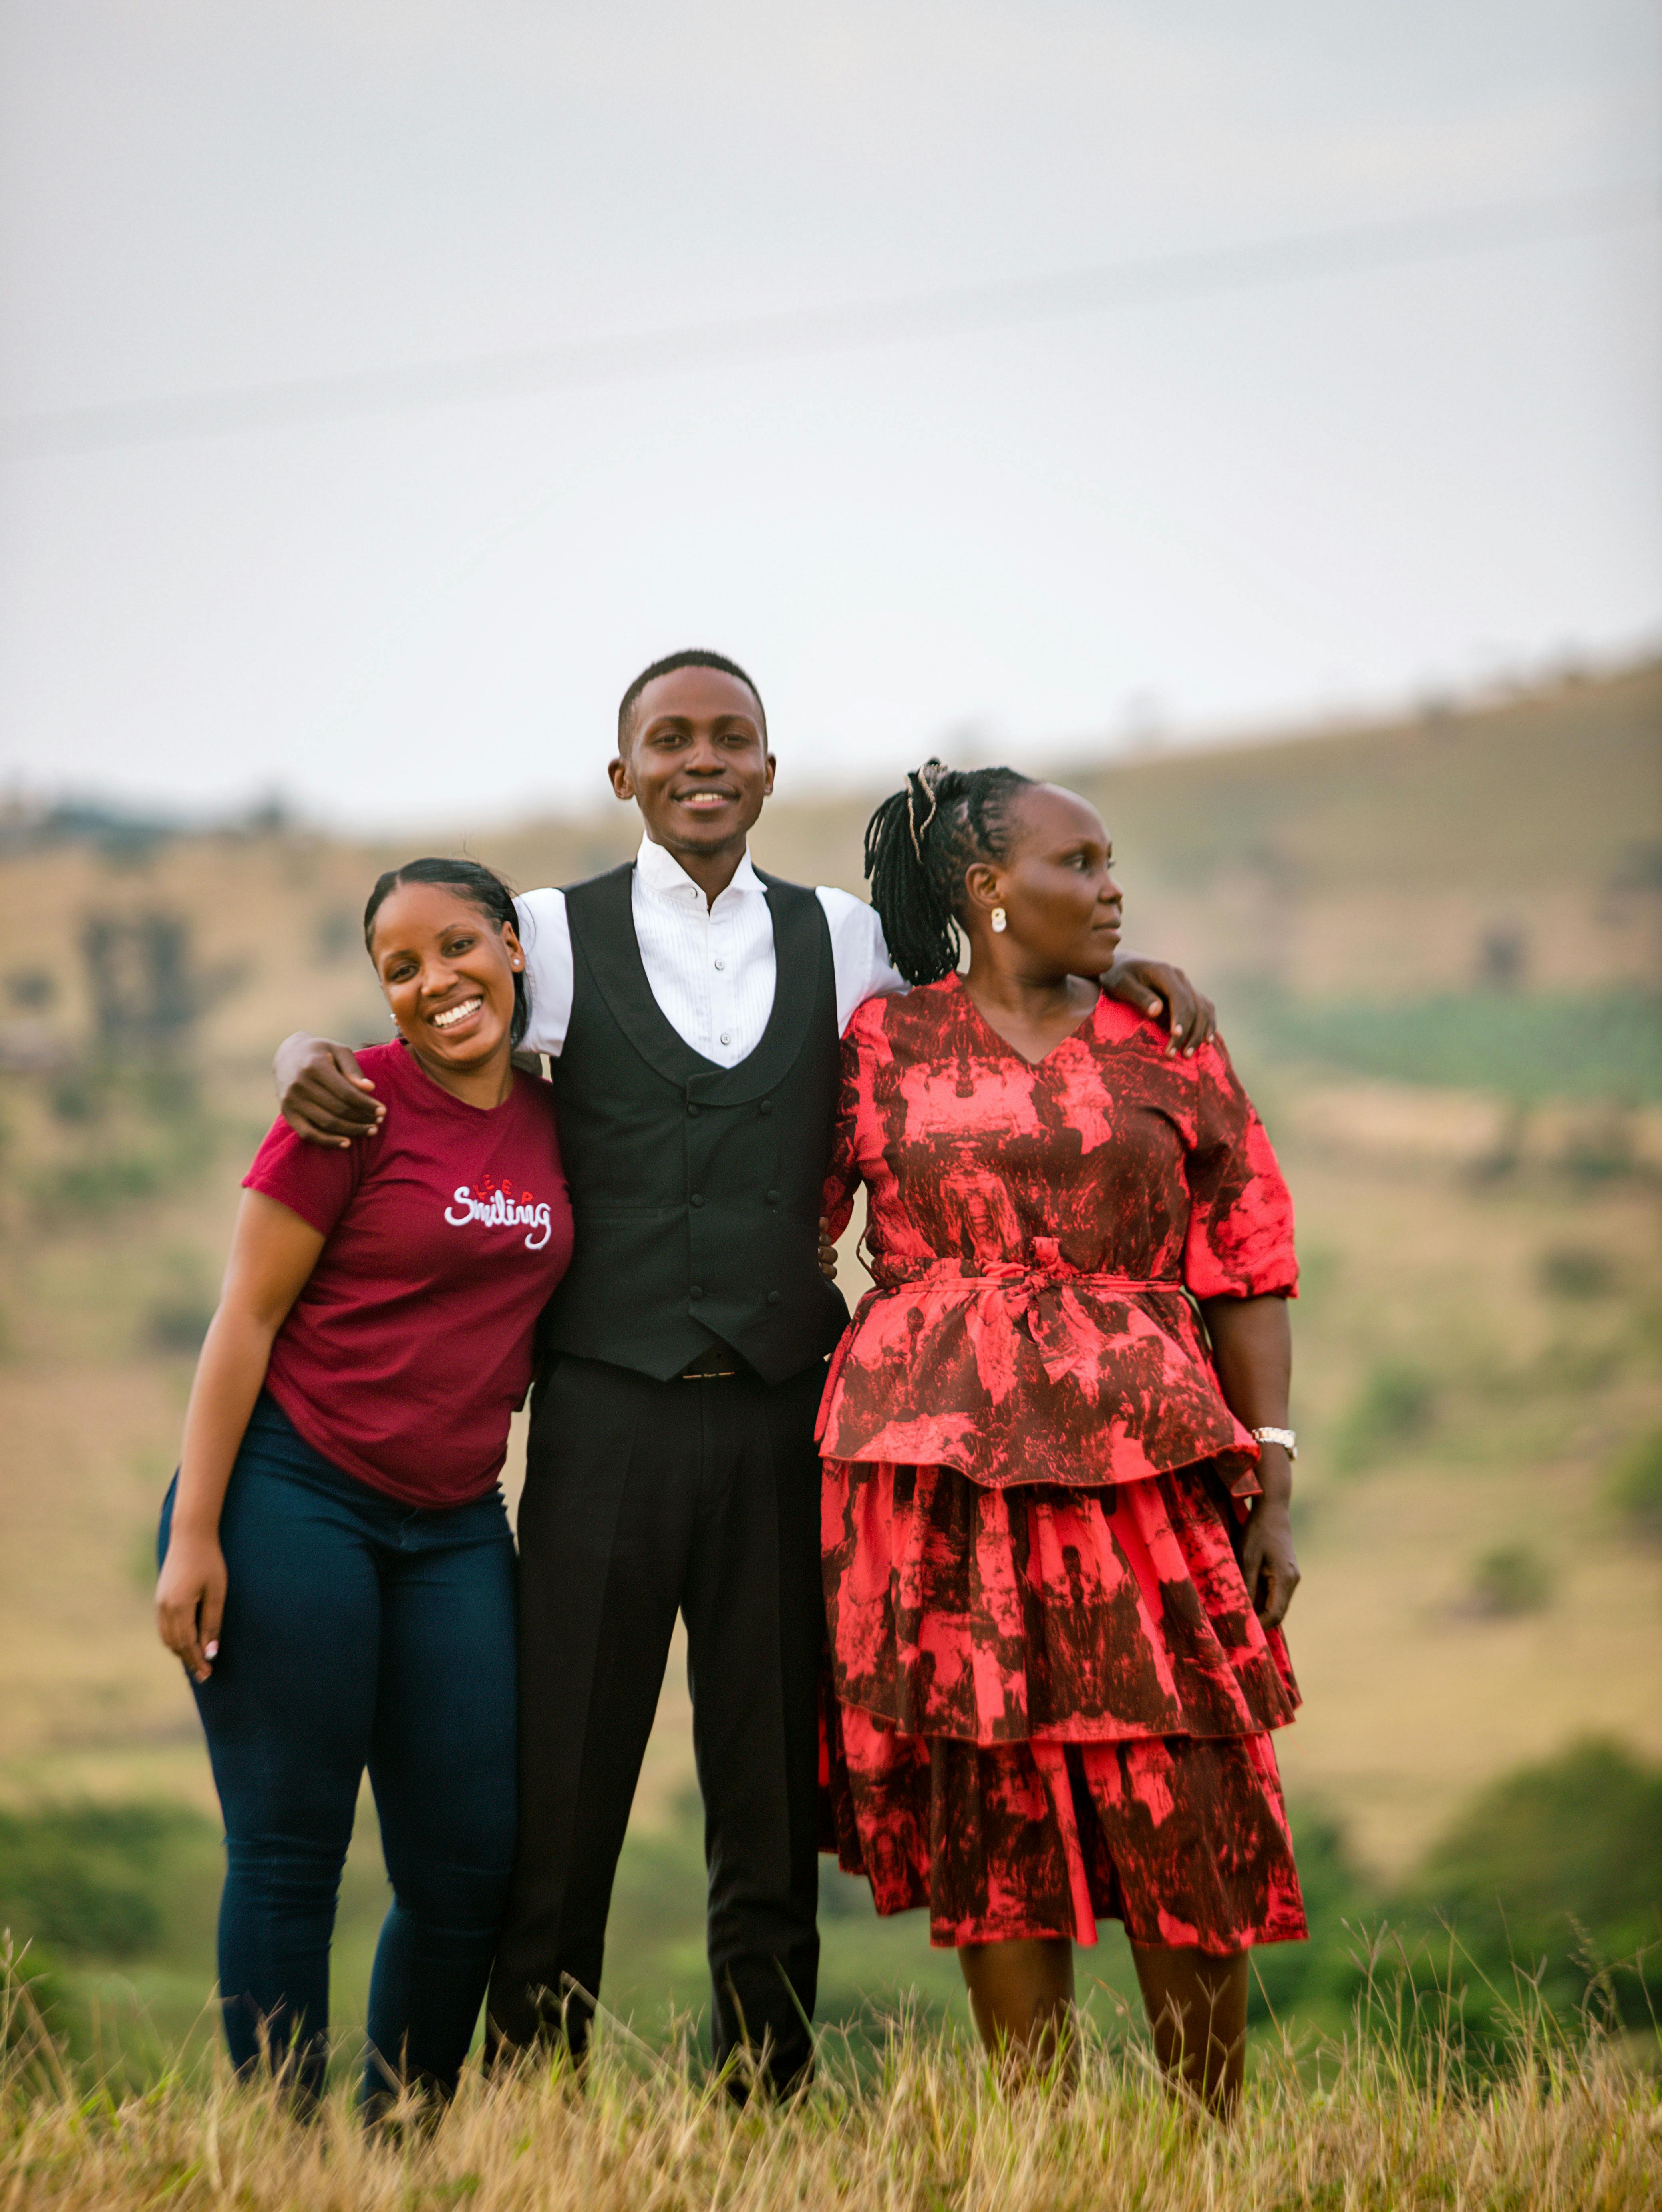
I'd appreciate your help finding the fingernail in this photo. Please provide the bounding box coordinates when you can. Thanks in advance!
[205,1641,218,1658]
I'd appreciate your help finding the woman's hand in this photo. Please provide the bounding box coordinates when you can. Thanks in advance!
[819,1217,840,1283]
[1239,1450,1300,1629]
[159,1192,326,1688]
[275,1032,384,1147]
[1100,956,1217,1059]
[1197,1294,1300,1628]
[157,1526,228,1684]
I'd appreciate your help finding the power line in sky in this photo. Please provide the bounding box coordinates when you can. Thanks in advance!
[2,181,1655,461]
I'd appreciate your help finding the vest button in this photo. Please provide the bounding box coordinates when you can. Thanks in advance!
[690,1286,705,1301]
[765,1189,779,1205]
[690,1193,704,1207]
[759,1099,772,1115]
[767,1290,781,1305]
[686,1104,700,1118]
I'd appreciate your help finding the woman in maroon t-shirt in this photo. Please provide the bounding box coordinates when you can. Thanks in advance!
[155,858,572,2115]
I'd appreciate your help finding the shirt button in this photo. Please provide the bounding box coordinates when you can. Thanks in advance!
[759,1099,773,1115]
[690,1193,704,1207]
[714,959,726,971]
[719,1032,731,1046]
[686,1104,700,1118]
[690,1286,705,1301]
[767,1290,781,1306]
[765,1189,779,1205]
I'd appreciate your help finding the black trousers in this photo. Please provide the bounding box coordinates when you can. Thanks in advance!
[485,1353,825,2088]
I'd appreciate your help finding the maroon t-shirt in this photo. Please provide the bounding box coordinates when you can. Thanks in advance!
[243,1041,573,1507]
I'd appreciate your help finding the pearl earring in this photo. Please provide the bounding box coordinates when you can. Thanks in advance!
[991,907,1008,933]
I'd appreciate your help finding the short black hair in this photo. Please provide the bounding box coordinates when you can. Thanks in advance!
[617,648,767,753]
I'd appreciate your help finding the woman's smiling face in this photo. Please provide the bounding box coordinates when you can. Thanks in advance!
[369,881,523,1076]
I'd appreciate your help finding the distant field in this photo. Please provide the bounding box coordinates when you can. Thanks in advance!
[0,660,1656,1067]
[0,662,1657,2067]
[1232,987,1662,1103]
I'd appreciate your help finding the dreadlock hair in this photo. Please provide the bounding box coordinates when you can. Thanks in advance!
[362,856,531,1049]
[617,648,766,752]
[863,760,1036,986]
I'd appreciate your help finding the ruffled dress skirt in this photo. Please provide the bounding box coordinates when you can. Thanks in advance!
[820,1455,1307,1953]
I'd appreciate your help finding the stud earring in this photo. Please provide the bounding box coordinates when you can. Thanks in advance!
[991,907,1008,933]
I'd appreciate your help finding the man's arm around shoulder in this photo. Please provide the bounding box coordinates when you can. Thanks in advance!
[815,882,1219,1058]
[274,1034,384,1147]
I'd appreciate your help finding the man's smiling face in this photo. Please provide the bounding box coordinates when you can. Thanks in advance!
[608,664,774,866]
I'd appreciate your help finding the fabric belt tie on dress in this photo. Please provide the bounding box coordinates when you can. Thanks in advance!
[865,1237,1182,1387]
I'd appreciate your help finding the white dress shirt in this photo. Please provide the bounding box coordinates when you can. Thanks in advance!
[513,835,906,1064]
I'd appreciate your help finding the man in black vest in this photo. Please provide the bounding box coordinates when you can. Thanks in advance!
[274,649,1215,2091]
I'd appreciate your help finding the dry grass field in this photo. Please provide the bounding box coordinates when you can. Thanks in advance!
[4,1955,1661,2212]
[0,662,1658,2115]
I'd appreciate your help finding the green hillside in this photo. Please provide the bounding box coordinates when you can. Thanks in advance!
[0,661,1657,2081]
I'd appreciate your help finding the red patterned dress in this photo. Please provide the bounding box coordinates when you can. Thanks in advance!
[817,976,1306,1955]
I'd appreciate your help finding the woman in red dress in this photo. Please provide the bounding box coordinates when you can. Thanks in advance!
[818,762,1304,2106]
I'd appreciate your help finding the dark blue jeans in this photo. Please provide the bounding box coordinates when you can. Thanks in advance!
[159,1394,517,2109]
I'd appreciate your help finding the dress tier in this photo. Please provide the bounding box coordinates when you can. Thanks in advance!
[816,977,1307,1953]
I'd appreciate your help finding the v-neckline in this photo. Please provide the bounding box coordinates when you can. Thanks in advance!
[953,973,1103,1069]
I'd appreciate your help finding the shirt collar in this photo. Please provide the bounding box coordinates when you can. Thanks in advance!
[635,834,763,908]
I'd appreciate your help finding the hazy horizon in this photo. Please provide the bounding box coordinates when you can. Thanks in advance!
[2,0,1657,831]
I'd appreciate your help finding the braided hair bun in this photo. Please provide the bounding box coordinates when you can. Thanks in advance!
[863,760,1035,985]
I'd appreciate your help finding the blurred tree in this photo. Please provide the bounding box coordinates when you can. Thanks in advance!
[1402,1738,1662,2033]
[4,967,57,1011]
[1332,1361,1435,1475]
[1467,1543,1550,1617]
[1606,1429,1662,1542]
[0,1804,217,1961]
[1537,1245,1617,1300]
[78,911,240,1065]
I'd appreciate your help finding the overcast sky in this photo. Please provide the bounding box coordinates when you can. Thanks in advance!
[0,0,1657,831]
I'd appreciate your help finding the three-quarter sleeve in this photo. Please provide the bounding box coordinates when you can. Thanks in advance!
[1181,1041,1298,1301]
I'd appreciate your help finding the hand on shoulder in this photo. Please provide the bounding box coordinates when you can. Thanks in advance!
[274,1033,386,1148]
[1100,956,1217,1060]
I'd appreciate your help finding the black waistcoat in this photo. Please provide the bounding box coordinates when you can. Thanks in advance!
[540,862,849,1385]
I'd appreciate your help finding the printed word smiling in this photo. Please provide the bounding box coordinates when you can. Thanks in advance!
[445,1178,554,1250]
